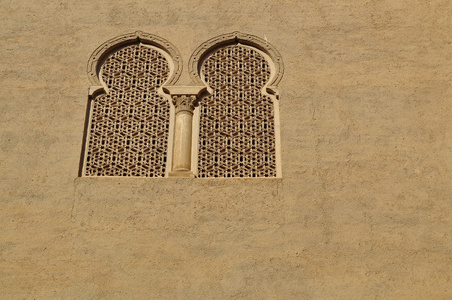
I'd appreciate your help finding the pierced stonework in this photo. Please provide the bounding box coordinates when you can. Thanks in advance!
[84,44,171,177]
[197,44,277,178]
[87,31,182,86]
[189,31,283,87]
[82,32,282,178]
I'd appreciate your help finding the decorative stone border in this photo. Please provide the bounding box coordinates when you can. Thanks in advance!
[86,31,182,86]
[188,31,284,87]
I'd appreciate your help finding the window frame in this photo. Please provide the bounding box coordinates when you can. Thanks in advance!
[80,31,283,178]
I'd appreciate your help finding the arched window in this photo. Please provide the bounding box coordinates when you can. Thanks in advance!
[80,32,282,178]
[190,32,283,178]
[81,32,181,177]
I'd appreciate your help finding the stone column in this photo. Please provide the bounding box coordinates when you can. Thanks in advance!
[170,95,197,177]
[164,85,206,178]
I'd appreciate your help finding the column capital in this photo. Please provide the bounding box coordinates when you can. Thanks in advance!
[172,94,197,114]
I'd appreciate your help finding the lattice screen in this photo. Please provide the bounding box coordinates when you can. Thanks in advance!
[198,44,277,178]
[84,44,170,177]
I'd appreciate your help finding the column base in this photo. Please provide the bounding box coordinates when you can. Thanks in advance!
[168,170,195,178]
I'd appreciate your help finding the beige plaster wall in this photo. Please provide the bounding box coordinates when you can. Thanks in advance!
[1,0,451,298]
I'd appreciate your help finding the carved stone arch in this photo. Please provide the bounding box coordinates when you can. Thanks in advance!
[188,31,284,88]
[81,32,182,177]
[191,32,283,178]
[87,31,182,87]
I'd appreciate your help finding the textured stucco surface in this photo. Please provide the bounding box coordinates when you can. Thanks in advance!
[1,0,451,299]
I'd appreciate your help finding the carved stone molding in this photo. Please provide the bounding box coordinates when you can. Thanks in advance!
[172,95,197,114]
[188,31,284,87]
[87,31,182,86]
[88,86,105,99]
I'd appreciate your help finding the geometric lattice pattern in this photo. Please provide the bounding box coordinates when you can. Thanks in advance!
[84,44,170,177]
[198,44,276,178]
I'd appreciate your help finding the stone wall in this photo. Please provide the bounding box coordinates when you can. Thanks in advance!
[1,0,451,298]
